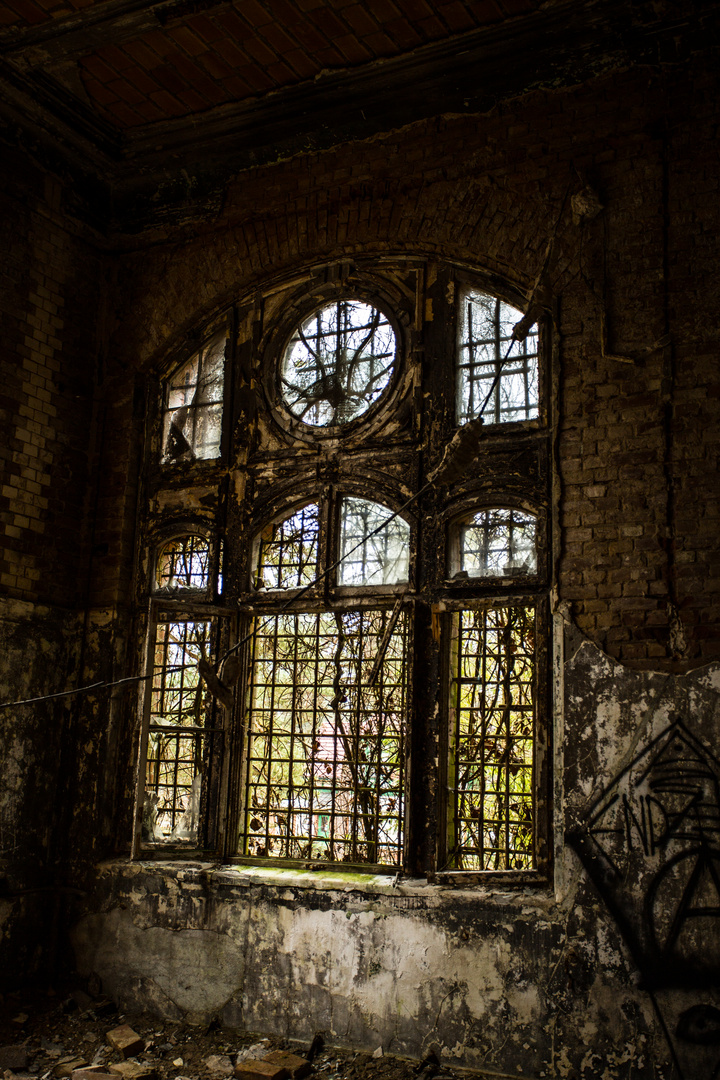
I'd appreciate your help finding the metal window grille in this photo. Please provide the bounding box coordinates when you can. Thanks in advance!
[242,608,408,866]
[460,509,537,578]
[449,605,535,871]
[156,534,210,591]
[256,503,320,590]
[457,292,538,425]
[145,618,215,842]
[281,300,396,426]
[339,498,410,586]
[162,333,225,462]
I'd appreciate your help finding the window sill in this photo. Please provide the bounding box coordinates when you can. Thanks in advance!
[111,857,552,904]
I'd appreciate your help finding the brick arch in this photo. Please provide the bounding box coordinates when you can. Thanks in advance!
[113,128,567,372]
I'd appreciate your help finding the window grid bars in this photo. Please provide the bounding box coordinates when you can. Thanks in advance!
[458,296,538,425]
[257,503,320,590]
[460,509,537,578]
[339,499,410,586]
[156,534,210,590]
[242,610,407,866]
[163,340,224,461]
[282,301,395,426]
[147,619,213,838]
[450,606,535,871]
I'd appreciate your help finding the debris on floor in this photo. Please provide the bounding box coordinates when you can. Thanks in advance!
[0,987,485,1080]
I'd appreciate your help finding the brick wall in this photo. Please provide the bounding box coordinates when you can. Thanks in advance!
[89,63,720,671]
[0,143,105,980]
[0,145,103,609]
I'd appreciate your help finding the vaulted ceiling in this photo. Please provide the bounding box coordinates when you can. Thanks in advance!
[2,0,541,130]
[0,0,716,229]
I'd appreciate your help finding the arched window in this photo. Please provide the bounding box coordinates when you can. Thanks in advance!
[338,497,410,586]
[155,534,211,591]
[453,507,537,579]
[136,260,550,881]
[161,329,225,463]
[457,290,538,425]
[242,495,411,865]
[255,502,320,590]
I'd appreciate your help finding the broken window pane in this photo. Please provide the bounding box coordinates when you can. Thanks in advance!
[155,534,210,591]
[459,509,537,578]
[338,498,409,586]
[448,606,535,871]
[457,291,538,425]
[162,331,225,462]
[242,608,407,866]
[256,503,320,590]
[145,619,214,843]
[281,300,396,427]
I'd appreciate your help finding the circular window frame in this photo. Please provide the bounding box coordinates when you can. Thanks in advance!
[264,287,407,443]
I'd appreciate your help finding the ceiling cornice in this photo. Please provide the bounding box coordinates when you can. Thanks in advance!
[0,0,234,68]
[0,0,717,233]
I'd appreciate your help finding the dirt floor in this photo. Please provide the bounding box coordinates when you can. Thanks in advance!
[0,987,493,1080]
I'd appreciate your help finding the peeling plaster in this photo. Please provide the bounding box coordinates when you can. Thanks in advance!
[68,633,720,1077]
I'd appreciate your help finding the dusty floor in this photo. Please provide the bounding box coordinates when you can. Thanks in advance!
[0,987,492,1080]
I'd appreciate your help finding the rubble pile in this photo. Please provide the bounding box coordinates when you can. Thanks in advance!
[0,989,474,1080]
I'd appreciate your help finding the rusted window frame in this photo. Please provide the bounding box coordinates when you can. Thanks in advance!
[234,486,415,872]
[436,593,551,885]
[132,598,236,858]
[134,259,554,887]
[236,602,412,870]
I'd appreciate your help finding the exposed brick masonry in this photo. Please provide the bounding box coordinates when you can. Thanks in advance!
[90,65,720,668]
[0,145,102,609]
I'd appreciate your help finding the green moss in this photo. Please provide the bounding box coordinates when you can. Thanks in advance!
[228,865,386,886]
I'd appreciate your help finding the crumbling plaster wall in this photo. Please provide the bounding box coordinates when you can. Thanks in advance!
[0,140,107,980]
[72,632,720,1077]
[0,599,80,976]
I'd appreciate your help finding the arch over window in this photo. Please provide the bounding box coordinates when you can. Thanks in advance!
[457,290,538,425]
[255,502,320,591]
[155,533,211,591]
[338,497,410,586]
[162,330,225,462]
[280,300,396,427]
[456,507,537,578]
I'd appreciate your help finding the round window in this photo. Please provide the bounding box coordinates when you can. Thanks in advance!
[280,299,396,427]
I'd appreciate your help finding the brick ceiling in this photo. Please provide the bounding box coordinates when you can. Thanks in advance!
[0,0,539,131]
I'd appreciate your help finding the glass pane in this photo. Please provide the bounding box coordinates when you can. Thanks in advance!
[457,291,538,425]
[449,606,535,871]
[339,498,409,586]
[162,331,225,462]
[243,609,407,866]
[155,534,210,591]
[460,509,537,578]
[145,619,213,843]
[256,503,320,590]
[281,300,396,426]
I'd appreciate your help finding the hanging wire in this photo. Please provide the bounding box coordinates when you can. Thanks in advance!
[0,307,536,713]
[208,323,533,689]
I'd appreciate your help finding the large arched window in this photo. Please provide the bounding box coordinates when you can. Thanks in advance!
[136,260,551,881]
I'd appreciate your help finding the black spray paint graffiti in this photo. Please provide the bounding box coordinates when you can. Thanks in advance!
[568,718,720,1076]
